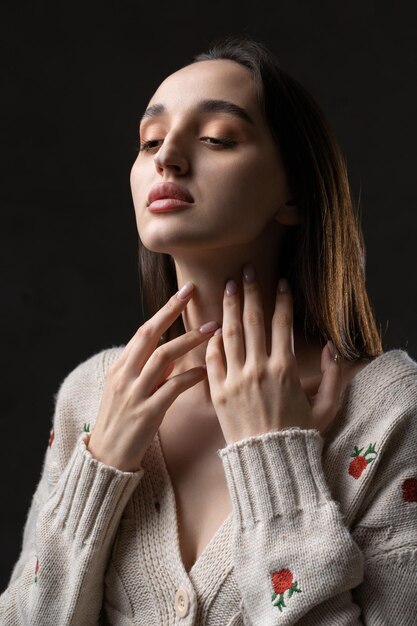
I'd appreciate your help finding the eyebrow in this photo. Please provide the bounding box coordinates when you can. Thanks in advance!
[139,99,255,127]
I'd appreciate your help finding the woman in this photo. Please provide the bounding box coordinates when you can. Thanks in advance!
[2,35,417,625]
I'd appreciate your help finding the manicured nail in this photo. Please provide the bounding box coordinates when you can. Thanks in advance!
[243,264,256,283]
[214,327,223,336]
[225,279,237,296]
[278,277,289,293]
[199,321,219,334]
[176,281,194,300]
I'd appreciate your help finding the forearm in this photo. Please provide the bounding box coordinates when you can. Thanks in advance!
[0,434,144,626]
[218,428,364,625]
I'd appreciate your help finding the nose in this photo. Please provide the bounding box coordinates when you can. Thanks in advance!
[154,132,189,176]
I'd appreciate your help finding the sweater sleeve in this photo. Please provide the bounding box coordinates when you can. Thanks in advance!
[217,428,365,625]
[0,351,144,626]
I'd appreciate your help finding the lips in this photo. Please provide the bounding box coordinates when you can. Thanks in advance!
[147,182,194,206]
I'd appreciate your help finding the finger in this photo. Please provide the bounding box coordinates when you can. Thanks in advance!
[137,323,218,397]
[271,278,294,358]
[153,361,175,393]
[205,329,227,386]
[311,343,343,419]
[123,282,195,374]
[241,264,267,363]
[154,366,208,415]
[221,278,245,374]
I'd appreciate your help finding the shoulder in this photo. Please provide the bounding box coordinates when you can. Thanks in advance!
[322,349,417,527]
[53,344,125,404]
[328,349,417,440]
[47,345,125,480]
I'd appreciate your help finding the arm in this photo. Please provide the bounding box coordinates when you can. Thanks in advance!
[219,388,417,626]
[218,428,365,625]
[0,355,144,626]
[2,280,216,626]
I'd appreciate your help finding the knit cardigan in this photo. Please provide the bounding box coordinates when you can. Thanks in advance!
[1,347,417,625]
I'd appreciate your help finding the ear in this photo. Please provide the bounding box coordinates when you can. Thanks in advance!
[274,200,303,226]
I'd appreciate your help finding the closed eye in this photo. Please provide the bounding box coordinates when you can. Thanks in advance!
[137,136,237,152]
[139,139,163,152]
[200,137,236,147]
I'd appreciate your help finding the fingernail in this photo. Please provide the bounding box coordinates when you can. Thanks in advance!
[199,321,219,334]
[177,281,194,300]
[225,279,237,296]
[214,327,223,336]
[278,277,289,292]
[243,264,255,283]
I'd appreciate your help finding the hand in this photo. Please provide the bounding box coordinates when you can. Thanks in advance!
[204,265,343,445]
[88,283,218,472]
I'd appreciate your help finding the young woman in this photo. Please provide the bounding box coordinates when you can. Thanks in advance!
[2,35,417,625]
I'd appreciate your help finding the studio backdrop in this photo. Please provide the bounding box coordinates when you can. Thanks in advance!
[1,0,416,591]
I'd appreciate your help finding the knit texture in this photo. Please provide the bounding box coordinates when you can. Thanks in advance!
[1,347,417,625]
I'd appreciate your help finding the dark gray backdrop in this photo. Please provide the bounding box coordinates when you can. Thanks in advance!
[1,0,416,591]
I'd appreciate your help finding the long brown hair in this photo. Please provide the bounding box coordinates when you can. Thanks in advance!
[137,34,383,361]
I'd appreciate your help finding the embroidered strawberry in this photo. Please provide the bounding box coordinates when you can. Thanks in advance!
[48,429,54,447]
[34,558,39,583]
[402,478,417,503]
[271,568,302,612]
[348,443,378,479]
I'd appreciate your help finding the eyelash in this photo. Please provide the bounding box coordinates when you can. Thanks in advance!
[137,136,237,153]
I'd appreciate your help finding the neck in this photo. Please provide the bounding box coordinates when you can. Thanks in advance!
[168,234,323,406]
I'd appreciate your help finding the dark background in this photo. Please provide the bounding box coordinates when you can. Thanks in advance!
[1,0,416,591]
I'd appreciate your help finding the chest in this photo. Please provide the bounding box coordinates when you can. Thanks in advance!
[157,422,232,574]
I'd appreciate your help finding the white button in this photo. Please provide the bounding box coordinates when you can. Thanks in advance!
[174,587,190,618]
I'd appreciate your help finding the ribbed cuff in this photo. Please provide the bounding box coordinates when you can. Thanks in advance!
[217,428,333,530]
[46,433,144,548]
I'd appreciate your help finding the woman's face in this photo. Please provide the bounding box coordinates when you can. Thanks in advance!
[130,59,292,256]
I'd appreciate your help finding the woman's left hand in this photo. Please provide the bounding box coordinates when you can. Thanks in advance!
[204,264,344,445]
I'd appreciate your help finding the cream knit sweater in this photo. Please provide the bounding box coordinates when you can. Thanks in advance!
[1,347,417,625]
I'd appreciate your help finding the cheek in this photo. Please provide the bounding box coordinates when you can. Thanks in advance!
[214,152,282,214]
[129,160,140,193]
[130,161,150,210]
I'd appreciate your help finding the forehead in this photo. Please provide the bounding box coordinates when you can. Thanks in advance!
[145,59,260,122]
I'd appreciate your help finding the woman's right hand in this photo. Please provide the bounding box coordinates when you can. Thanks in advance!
[87,282,218,472]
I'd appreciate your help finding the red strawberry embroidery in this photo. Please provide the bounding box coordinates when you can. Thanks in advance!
[271,568,302,612]
[48,429,54,447]
[34,558,39,583]
[348,443,378,479]
[402,478,417,503]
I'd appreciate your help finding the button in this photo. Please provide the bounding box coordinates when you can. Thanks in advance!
[174,587,190,618]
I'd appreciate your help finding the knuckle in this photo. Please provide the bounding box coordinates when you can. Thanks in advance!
[244,281,258,295]
[152,346,170,364]
[244,309,263,327]
[247,361,268,381]
[138,322,154,340]
[212,391,227,407]
[109,371,127,394]
[205,348,218,362]
[273,312,292,328]
[165,296,179,314]
[163,376,179,391]
[106,361,120,377]
[223,322,241,339]
[270,359,292,380]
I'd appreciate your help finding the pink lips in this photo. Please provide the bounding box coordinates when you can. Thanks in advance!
[147,182,195,213]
